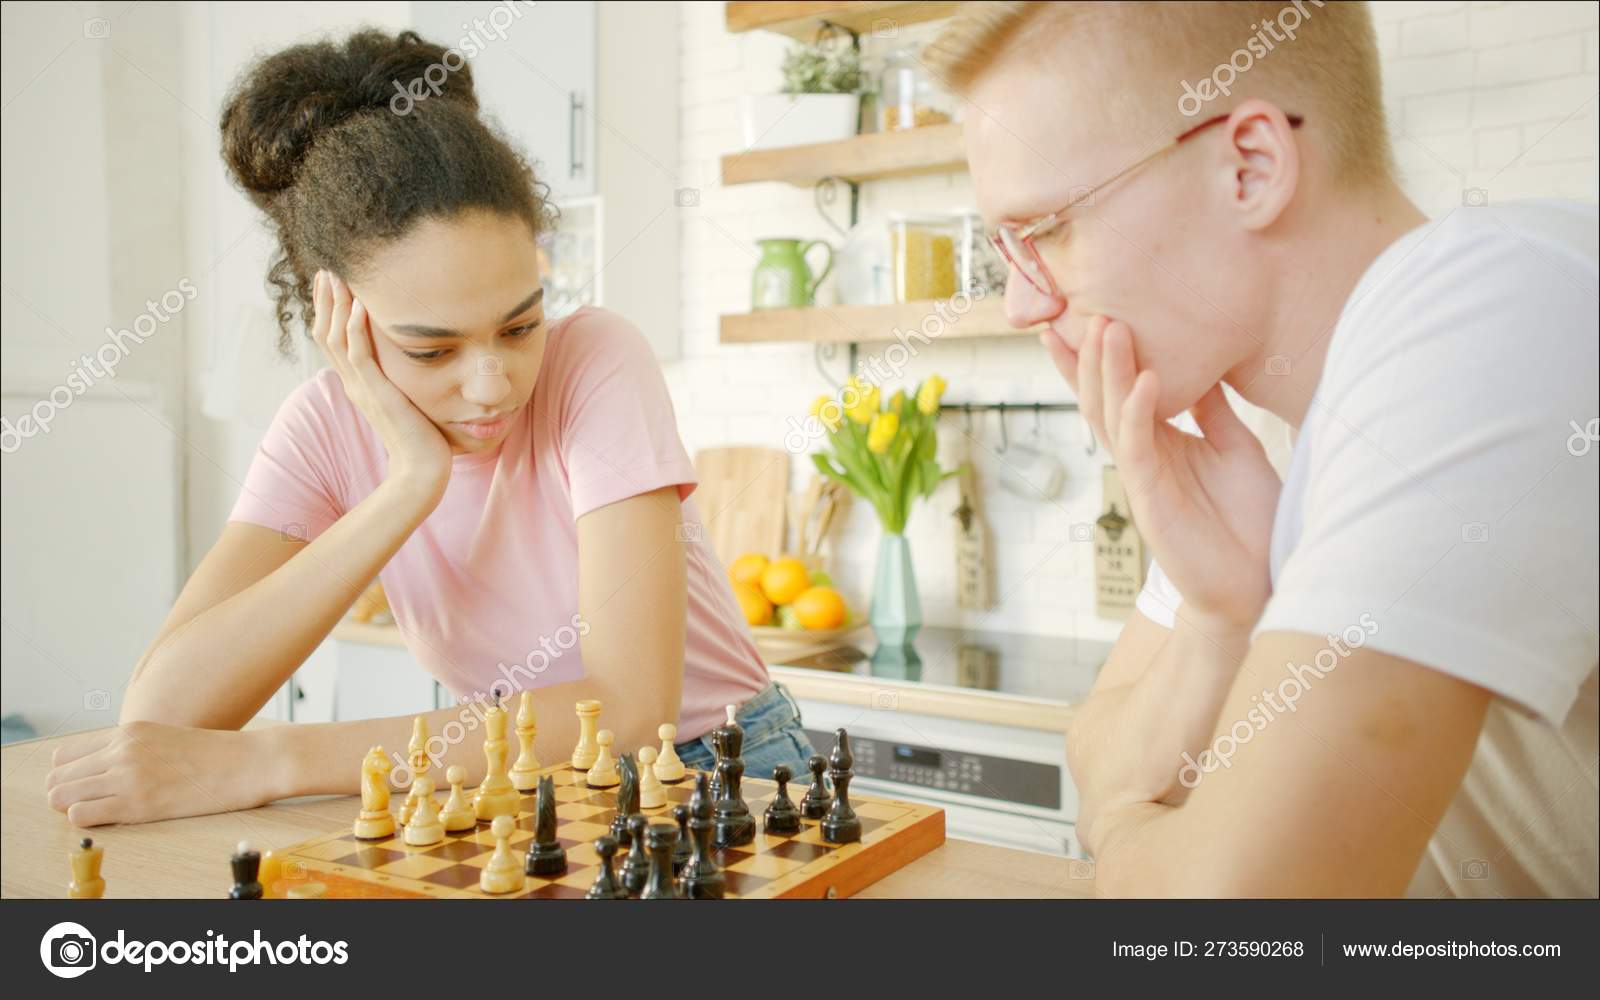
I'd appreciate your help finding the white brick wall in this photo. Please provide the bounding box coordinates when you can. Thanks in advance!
[664,0,1598,644]
[1377,1,1599,210]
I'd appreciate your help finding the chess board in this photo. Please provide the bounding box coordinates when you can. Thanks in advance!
[268,762,944,899]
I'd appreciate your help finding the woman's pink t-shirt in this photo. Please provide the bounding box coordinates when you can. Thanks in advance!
[228,306,769,739]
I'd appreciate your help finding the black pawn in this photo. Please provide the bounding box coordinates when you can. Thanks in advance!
[585,835,627,900]
[680,773,725,900]
[228,842,262,899]
[525,774,568,876]
[799,754,832,820]
[821,729,861,844]
[610,752,640,846]
[640,822,680,900]
[763,764,801,834]
[713,753,754,848]
[671,805,693,874]
[620,814,650,895]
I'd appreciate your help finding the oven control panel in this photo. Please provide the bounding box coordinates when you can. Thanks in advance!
[802,729,1061,811]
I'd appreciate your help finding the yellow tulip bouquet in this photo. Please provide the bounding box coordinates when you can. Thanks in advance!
[809,374,954,534]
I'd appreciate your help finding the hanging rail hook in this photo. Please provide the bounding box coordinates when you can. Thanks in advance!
[813,177,852,241]
[814,343,843,390]
[996,403,1009,453]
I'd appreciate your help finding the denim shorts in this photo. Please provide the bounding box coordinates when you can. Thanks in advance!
[674,682,816,783]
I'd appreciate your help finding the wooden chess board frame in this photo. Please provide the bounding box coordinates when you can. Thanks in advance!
[270,762,944,899]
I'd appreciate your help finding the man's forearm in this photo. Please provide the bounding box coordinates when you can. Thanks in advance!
[1069,611,1252,843]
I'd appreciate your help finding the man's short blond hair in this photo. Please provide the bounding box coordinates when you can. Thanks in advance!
[926,1,1394,186]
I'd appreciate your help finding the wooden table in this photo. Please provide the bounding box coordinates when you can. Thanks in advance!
[2,731,1098,899]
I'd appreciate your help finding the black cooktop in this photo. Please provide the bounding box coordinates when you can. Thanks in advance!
[769,626,1113,704]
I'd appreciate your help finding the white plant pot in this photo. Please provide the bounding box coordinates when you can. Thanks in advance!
[740,93,860,151]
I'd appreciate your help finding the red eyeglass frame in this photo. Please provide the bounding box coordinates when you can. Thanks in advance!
[988,112,1305,297]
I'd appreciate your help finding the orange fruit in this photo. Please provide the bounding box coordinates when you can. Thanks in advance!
[732,581,773,626]
[792,586,847,630]
[728,552,769,589]
[760,557,811,606]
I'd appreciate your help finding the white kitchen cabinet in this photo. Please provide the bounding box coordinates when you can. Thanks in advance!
[411,1,597,199]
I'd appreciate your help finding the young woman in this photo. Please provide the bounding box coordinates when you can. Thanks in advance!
[44,29,813,827]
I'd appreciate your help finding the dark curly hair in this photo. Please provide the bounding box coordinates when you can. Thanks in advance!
[220,28,556,356]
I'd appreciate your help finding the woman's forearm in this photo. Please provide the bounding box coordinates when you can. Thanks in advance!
[123,474,446,730]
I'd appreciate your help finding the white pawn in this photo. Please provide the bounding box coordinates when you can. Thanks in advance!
[586,729,619,788]
[439,765,475,833]
[478,815,525,895]
[402,776,445,846]
[638,746,666,809]
[654,723,686,783]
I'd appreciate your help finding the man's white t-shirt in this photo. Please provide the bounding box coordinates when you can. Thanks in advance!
[1134,199,1599,898]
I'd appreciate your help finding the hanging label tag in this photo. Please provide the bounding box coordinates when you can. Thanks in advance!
[955,465,994,610]
[1094,465,1145,619]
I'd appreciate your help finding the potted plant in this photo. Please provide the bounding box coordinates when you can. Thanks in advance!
[741,41,864,150]
[807,374,953,646]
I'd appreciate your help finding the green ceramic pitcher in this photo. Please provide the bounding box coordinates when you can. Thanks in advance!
[751,238,834,310]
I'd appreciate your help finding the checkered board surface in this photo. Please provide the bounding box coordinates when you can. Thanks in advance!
[271,762,944,899]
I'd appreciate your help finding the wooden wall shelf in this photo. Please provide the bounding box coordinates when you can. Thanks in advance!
[722,122,965,187]
[725,2,960,40]
[720,297,1033,345]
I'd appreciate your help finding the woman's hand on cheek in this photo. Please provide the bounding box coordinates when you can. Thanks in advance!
[314,271,453,493]
[1079,319,1280,637]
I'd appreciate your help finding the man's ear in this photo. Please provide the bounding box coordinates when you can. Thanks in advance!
[1223,99,1300,230]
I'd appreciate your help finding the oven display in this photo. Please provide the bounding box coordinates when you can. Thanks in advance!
[893,745,942,769]
[804,728,1061,810]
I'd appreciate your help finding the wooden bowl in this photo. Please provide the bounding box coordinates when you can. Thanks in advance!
[749,622,866,664]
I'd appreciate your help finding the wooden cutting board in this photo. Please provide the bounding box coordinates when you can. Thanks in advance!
[693,446,789,565]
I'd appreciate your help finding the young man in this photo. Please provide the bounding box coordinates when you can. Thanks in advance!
[930,2,1597,896]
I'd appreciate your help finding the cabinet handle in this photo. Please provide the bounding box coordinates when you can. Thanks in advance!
[569,91,585,180]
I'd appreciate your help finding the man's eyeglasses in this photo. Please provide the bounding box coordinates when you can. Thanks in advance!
[989,112,1305,297]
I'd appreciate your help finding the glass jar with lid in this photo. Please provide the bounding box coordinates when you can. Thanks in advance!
[887,213,960,302]
[878,46,953,131]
